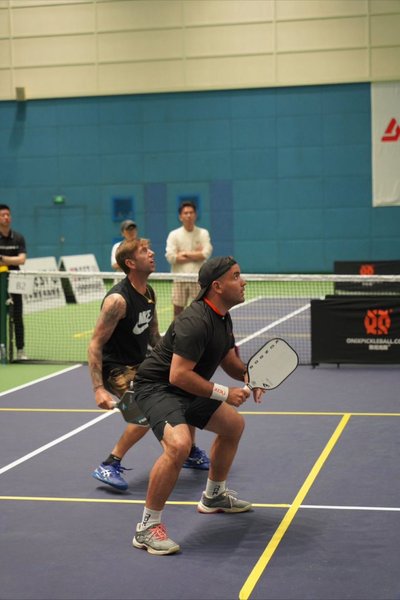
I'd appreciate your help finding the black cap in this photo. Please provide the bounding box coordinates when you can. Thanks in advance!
[196,256,237,300]
[120,220,137,232]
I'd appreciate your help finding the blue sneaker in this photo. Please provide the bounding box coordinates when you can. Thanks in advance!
[182,445,210,470]
[92,462,130,491]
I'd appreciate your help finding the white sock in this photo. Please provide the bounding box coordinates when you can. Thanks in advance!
[139,507,162,530]
[205,479,226,498]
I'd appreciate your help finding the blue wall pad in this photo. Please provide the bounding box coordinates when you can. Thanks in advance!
[144,183,168,272]
[210,181,234,257]
[1,83,400,272]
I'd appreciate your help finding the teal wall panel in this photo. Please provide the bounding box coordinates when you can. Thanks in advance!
[0,83,399,272]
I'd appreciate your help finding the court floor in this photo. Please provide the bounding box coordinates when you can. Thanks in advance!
[0,362,399,600]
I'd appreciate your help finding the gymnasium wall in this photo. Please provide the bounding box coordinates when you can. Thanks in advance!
[2,82,399,273]
[1,0,400,100]
[0,1,399,273]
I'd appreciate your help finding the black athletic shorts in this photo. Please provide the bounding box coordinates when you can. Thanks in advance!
[134,382,222,442]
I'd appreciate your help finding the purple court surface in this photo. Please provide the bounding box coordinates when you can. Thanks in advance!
[1,362,399,600]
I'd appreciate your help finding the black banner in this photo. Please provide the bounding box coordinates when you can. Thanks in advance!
[334,260,400,294]
[311,295,400,364]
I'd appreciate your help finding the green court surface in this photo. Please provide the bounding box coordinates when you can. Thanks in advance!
[0,363,73,392]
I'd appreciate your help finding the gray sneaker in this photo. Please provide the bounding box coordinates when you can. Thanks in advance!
[132,523,180,555]
[197,489,252,514]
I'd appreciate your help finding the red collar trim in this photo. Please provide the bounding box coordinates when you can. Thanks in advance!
[203,297,225,316]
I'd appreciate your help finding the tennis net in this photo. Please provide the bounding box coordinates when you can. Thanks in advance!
[2,270,400,365]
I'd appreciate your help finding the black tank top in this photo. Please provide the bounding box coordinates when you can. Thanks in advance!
[102,277,156,370]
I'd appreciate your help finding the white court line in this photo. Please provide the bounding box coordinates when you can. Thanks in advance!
[0,410,115,475]
[0,364,83,397]
[0,363,116,476]
[230,297,262,311]
[236,302,310,346]
[301,504,400,512]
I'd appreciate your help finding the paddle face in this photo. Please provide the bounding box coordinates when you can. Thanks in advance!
[116,391,149,426]
[246,338,299,390]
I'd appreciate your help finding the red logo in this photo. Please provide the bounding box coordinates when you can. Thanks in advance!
[359,264,375,275]
[381,118,400,142]
[364,309,392,335]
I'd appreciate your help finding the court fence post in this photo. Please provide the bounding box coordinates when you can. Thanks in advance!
[0,267,8,364]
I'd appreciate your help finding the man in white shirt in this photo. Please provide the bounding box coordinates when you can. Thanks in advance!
[165,201,212,318]
[111,220,137,271]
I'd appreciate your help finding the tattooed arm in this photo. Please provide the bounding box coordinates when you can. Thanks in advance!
[87,293,126,409]
[149,306,162,348]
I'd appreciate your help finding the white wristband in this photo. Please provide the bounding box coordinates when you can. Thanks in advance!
[210,383,229,402]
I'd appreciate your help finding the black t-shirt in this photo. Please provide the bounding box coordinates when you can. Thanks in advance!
[135,300,235,396]
[0,230,26,270]
[102,278,157,373]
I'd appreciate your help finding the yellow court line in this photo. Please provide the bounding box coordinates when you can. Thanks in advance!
[0,408,104,413]
[73,330,94,339]
[0,496,146,505]
[239,413,351,600]
[240,411,400,417]
[1,408,399,417]
[0,496,290,509]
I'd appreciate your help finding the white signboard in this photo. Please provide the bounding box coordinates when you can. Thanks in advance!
[19,257,66,314]
[58,254,106,303]
[8,272,35,295]
[371,82,400,206]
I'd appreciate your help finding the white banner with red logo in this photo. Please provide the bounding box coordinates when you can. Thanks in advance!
[371,82,400,207]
